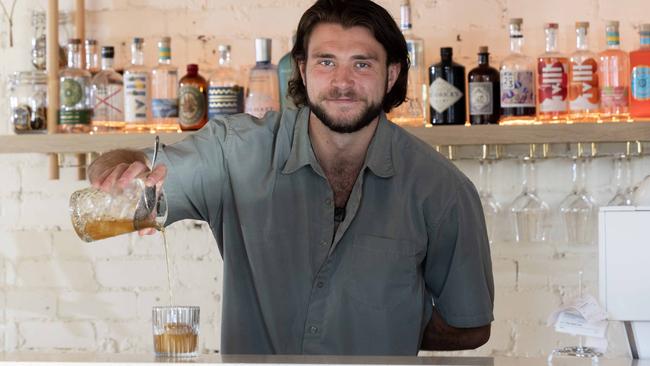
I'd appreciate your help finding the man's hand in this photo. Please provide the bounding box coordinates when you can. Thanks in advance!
[420,307,491,351]
[87,149,168,236]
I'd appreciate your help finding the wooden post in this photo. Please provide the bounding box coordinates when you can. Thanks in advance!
[75,0,87,180]
[47,0,60,180]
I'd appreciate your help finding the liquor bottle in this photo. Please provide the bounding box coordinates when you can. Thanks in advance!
[468,46,500,124]
[568,22,600,122]
[387,0,426,127]
[208,44,245,119]
[85,39,100,76]
[245,38,280,119]
[91,46,124,132]
[151,37,180,131]
[278,34,296,111]
[500,18,536,123]
[124,37,151,131]
[630,24,650,118]
[58,38,92,133]
[178,64,208,131]
[428,47,466,125]
[537,23,569,122]
[598,21,630,121]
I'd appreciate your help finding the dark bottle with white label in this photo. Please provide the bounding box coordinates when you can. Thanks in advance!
[428,47,466,125]
[468,46,501,124]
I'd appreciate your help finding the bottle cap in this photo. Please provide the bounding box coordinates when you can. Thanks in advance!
[158,36,171,46]
[187,64,199,74]
[218,44,231,53]
[607,20,620,28]
[133,37,144,45]
[478,46,489,54]
[640,24,650,32]
[255,38,272,62]
[545,23,559,29]
[68,38,81,45]
[575,21,589,29]
[85,39,97,46]
[440,47,453,58]
[101,46,115,58]
[509,18,523,25]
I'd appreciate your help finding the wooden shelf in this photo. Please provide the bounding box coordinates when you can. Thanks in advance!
[2,122,650,154]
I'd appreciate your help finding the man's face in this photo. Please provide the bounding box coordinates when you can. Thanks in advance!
[299,23,399,133]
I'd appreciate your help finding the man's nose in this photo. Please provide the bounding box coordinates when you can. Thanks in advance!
[331,65,354,89]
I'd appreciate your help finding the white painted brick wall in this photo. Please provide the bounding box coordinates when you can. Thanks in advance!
[0,0,648,358]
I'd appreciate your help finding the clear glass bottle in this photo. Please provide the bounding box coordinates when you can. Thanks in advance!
[278,34,296,111]
[58,38,92,133]
[598,21,630,121]
[85,39,100,76]
[124,37,151,131]
[91,46,124,133]
[151,37,179,131]
[245,38,280,119]
[8,71,48,134]
[569,22,600,121]
[388,0,426,127]
[468,46,500,124]
[500,18,536,123]
[630,24,650,119]
[537,23,569,123]
[179,64,208,131]
[208,44,245,119]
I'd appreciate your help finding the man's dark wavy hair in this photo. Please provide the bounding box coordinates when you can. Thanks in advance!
[287,0,409,113]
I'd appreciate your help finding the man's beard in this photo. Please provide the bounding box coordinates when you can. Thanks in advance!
[307,87,384,134]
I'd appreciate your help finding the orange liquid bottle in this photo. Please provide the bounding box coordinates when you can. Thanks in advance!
[630,24,650,119]
[598,21,630,122]
[537,23,569,123]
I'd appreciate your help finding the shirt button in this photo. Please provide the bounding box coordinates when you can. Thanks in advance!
[320,240,328,247]
[316,281,324,288]
[325,198,333,207]
[309,326,319,334]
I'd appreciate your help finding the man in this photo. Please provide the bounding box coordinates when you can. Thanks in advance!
[88,0,494,355]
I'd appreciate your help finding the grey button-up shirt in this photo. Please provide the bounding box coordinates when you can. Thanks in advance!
[154,107,494,355]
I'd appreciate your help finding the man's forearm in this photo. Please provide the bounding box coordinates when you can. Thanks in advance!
[420,307,491,351]
[87,149,149,184]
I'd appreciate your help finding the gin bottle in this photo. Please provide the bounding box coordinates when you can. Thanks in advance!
[468,46,500,124]
[151,37,179,131]
[598,21,630,121]
[58,38,92,133]
[388,0,426,127]
[245,38,280,119]
[630,24,650,118]
[91,46,124,132]
[537,23,569,122]
[208,44,244,119]
[569,22,600,121]
[500,18,536,123]
[428,47,466,125]
[124,37,151,131]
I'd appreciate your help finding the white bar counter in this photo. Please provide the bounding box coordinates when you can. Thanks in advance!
[0,354,646,366]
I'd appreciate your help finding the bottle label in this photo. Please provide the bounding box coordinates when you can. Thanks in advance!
[632,65,650,101]
[429,78,463,113]
[124,72,149,121]
[469,82,493,115]
[500,70,535,107]
[245,95,277,119]
[569,58,600,111]
[93,85,124,120]
[601,86,628,108]
[152,98,179,118]
[537,59,569,112]
[179,85,206,126]
[61,78,85,107]
[208,86,244,118]
[58,109,92,125]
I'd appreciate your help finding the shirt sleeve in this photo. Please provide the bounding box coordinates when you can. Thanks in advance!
[145,119,228,226]
[423,179,495,328]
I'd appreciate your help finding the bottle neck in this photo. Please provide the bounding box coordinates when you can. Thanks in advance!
[158,45,171,64]
[68,47,82,69]
[640,32,650,49]
[85,46,98,70]
[545,28,559,53]
[101,57,114,70]
[400,3,412,32]
[509,32,524,54]
[132,45,144,66]
[576,28,589,51]
[219,51,231,67]
[606,27,621,49]
[478,53,489,66]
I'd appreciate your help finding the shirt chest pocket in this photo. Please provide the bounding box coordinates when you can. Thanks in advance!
[343,234,418,310]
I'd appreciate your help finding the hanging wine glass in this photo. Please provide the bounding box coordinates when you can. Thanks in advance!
[478,145,501,244]
[608,153,634,206]
[509,146,550,243]
[559,153,597,245]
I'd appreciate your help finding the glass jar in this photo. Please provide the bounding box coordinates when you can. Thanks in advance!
[7,71,48,134]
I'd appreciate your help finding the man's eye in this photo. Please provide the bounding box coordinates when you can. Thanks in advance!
[356,62,370,69]
[319,60,334,67]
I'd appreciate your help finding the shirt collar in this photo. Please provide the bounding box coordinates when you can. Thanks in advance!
[281,107,395,178]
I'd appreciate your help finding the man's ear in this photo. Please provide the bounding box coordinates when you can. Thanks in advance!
[386,63,400,93]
